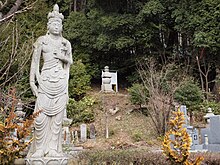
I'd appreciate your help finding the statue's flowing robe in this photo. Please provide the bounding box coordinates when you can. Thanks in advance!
[28,34,72,157]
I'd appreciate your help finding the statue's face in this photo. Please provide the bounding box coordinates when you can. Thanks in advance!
[48,21,62,35]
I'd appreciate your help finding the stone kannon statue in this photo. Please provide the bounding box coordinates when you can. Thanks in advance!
[28,4,72,158]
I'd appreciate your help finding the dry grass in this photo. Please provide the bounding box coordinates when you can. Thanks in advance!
[75,88,161,151]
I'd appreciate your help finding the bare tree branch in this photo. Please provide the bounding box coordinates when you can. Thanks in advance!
[136,58,188,135]
[0,0,8,10]
[0,1,37,22]
[0,20,34,88]
[3,0,23,19]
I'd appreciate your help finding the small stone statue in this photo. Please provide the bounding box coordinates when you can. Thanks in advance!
[28,4,72,159]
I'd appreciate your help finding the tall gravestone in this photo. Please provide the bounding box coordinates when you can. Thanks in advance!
[26,4,72,165]
[180,105,188,126]
[80,124,87,142]
[209,116,220,144]
[201,115,220,152]
[90,123,96,139]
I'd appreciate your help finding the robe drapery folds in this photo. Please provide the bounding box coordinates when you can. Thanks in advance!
[28,34,72,157]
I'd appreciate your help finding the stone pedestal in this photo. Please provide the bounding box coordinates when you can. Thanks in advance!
[25,157,68,165]
[101,84,113,92]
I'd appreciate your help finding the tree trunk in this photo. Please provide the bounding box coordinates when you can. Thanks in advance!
[74,0,77,12]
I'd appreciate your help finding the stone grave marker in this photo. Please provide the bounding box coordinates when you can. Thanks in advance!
[80,124,87,142]
[209,115,220,144]
[90,124,96,139]
[180,105,188,126]
[75,130,79,143]
[192,128,199,145]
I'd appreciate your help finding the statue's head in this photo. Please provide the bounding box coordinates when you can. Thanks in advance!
[47,4,64,35]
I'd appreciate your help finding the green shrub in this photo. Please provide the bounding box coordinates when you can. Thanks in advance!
[67,96,96,125]
[131,131,143,142]
[127,83,149,108]
[174,80,204,112]
[109,129,115,137]
[200,101,220,115]
[69,60,91,101]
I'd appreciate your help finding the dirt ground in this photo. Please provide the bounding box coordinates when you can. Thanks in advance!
[72,87,161,151]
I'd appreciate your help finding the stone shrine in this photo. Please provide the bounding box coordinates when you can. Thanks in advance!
[26,4,72,165]
[101,66,118,92]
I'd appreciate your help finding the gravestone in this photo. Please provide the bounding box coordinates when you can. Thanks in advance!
[80,124,87,142]
[75,130,79,143]
[179,105,204,151]
[192,129,199,145]
[190,128,203,150]
[90,124,96,139]
[71,131,74,143]
[62,126,70,144]
[180,105,188,126]
[200,113,220,152]
[209,115,220,144]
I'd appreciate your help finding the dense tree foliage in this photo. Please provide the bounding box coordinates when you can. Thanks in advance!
[0,0,219,110]
[62,0,220,86]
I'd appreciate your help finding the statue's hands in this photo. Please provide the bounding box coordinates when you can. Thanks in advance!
[54,52,71,64]
[30,82,38,97]
[54,53,65,60]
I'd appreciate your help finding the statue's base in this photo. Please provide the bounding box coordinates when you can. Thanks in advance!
[25,157,68,165]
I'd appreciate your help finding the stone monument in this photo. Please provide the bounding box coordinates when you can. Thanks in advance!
[101,66,118,92]
[26,4,72,165]
[101,66,113,92]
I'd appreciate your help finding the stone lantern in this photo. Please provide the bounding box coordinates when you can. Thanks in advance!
[15,99,25,121]
[204,107,215,124]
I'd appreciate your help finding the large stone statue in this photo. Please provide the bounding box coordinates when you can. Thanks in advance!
[27,4,72,161]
